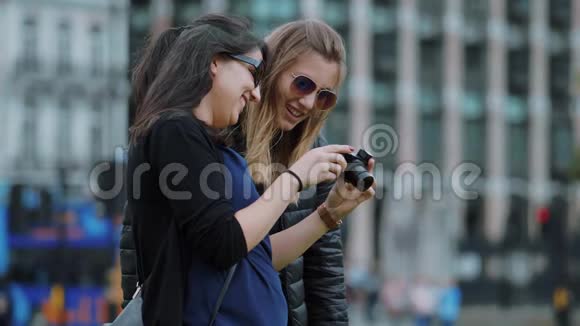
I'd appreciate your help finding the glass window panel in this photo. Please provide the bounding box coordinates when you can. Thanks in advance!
[174,2,202,26]
[507,123,529,178]
[324,110,348,145]
[420,40,443,87]
[58,21,71,74]
[22,17,38,70]
[549,0,571,28]
[463,118,486,172]
[90,25,103,77]
[322,0,348,25]
[419,87,441,114]
[507,0,530,24]
[506,95,527,123]
[373,82,395,111]
[373,111,398,170]
[464,44,487,91]
[131,6,151,30]
[22,96,38,165]
[374,32,397,80]
[551,114,573,173]
[58,98,72,163]
[372,6,396,33]
[463,92,485,119]
[228,0,250,16]
[420,114,442,166]
[550,53,570,97]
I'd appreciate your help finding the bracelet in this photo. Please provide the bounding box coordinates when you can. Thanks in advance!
[317,203,342,230]
[283,170,303,192]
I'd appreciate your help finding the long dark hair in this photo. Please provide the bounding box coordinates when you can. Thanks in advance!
[129,14,266,143]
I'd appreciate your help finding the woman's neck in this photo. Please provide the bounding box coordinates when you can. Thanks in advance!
[193,96,214,126]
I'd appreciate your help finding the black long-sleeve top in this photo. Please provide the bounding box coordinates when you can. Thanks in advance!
[127,113,247,324]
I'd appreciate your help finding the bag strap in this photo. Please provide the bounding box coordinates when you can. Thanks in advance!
[208,264,238,326]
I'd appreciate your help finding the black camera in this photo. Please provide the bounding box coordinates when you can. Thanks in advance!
[342,149,374,191]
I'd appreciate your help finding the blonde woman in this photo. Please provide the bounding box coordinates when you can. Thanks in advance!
[231,19,353,326]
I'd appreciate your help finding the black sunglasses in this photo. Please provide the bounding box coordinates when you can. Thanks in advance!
[290,73,338,111]
[227,54,263,87]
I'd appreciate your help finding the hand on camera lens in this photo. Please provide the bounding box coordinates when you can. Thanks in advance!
[288,145,353,189]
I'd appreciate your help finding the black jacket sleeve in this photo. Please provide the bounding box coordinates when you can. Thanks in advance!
[147,118,248,269]
[302,136,349,325]
[120,203,137,308]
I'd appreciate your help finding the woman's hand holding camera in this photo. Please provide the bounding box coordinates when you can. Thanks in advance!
[322,158,376,225]
[288,145,353,189]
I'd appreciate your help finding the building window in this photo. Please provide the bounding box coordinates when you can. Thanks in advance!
[57,20,72,74]
[373,81,396,111]
[418,0,444,39]
[129,1,153,73]
[374,32,397,81]
[551,108,573,174]
[373,0,397,111]
[174,0,202,26]
[419,39,442,166]
[463,1,488,44]
[462,92,486,172]
[22,96,38,166]
[90,25,104,77]
[58,98,72,164]
[463,13,488,175]
[420,39,443,89]
[464,44,487,91]
[506,95,529,179]
[323,1,350,35]
[373,111,397,170]
[91,100,103,163]
[230,0,298,37]
[419,86,442,166]
[22,17,38,71]
[372,2,397,33]
[550,52,570,98]
[507,0,530,24]
[324,110,348,146]
[507,47,529,94]
[549,0,571,28]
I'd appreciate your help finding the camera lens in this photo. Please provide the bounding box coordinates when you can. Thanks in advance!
[344,163,375,191]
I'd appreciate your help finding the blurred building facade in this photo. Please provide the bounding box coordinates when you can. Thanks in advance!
[0,0,130,193]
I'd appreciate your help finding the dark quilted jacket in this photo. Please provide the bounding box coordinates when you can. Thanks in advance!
[119,137,348,325]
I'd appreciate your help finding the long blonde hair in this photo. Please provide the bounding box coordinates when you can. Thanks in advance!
[238,19,347,187]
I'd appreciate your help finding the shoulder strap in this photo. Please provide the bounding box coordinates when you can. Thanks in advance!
[208,264,238,326]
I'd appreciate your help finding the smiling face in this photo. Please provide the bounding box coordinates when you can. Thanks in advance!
[275,51,340,131]
[208,48,263,128]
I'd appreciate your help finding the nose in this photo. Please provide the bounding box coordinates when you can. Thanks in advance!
[249,85,261,103]
[298,92,317,110]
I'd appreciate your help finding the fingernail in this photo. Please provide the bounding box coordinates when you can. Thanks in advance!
[349,146,355,151]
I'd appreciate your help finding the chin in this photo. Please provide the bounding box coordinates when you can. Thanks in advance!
[276,117,293,131]
[280,121,295,131]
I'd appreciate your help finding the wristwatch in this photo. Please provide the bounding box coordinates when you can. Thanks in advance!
[317,203,342,230]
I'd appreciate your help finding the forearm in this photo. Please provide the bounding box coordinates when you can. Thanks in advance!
[235,172,300,252]
[270,211,330,271]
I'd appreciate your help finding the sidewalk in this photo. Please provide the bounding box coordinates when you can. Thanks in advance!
[349,304,578,326]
